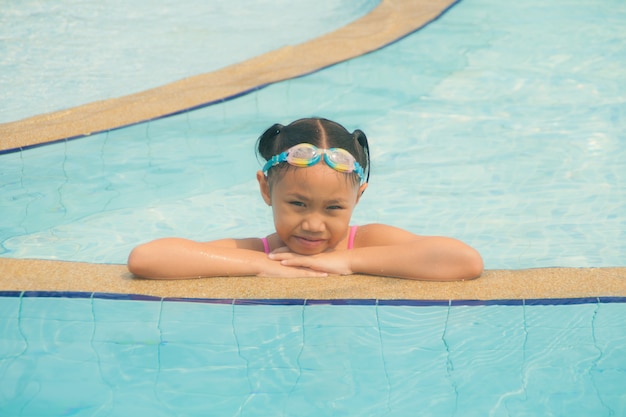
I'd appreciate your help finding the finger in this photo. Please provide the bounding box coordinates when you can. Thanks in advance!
[258,265,327,278]
[268,252,295,261]
[281,258,325,272]
[282,265,328,277]
[298,269,328,277]
[279,257,308,266]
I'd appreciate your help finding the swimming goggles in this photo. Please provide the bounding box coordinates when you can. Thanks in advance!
[263,143,365,183]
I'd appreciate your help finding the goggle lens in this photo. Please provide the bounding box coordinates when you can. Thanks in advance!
[325,148,355,172]
[288,143,321,167]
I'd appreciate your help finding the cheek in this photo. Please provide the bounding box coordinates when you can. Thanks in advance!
[271,204,295,228]
[328,217,351,237]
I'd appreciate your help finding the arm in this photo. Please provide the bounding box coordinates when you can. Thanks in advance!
[349,237,483,281]
[127,237,328,279]
[271,224,483,281]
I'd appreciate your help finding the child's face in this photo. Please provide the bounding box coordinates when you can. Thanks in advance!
[258,163,366,255]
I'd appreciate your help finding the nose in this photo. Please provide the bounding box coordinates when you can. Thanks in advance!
[301,213,326,233]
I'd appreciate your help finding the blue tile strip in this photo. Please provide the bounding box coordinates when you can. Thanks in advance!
[0,290,624,306]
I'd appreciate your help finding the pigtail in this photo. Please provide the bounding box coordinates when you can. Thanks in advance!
[257,123,284,161]
[354,129,368,149]
[353,129,370,184]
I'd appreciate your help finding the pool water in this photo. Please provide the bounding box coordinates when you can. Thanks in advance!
[1,0,625,269]
[1,294,624,416]
[0,0,378,123]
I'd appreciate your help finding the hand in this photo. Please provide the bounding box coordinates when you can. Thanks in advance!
[257,253,328,278]
[269,247,354,276]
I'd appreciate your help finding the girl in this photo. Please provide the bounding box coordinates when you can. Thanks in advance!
[128,118,483,281]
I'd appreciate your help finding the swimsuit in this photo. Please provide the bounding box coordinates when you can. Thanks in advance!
[260,225,358,254]
[261,236,271,254]
[347,224,358,249]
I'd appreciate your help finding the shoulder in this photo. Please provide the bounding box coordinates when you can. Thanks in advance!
[352,223,423,247]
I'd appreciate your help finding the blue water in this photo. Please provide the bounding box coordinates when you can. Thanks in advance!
[1,0,625,269]
[0,0,378,123]
[1,294,625,416]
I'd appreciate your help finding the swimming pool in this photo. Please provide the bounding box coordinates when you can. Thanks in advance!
[1,0,625,415]
[1,293,625,416]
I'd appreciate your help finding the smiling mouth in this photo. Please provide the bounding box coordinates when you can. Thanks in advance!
[294,236,326,247]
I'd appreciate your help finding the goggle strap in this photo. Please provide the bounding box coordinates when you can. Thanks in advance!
[262,151,287,172]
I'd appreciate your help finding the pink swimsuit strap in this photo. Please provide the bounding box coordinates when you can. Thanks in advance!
[261,237,271,255]
[260,226,358,254]
[348,225,358,250]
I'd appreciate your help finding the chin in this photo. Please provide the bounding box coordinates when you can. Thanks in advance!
[291,247,322,256]
[287,243,326,256]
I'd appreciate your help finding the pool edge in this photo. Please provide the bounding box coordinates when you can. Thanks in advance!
[1,258,624,300]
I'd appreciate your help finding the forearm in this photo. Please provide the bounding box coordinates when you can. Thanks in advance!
[349,237,483,281]
[127,238,267,279]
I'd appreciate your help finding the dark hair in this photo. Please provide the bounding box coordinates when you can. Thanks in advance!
[256,117,370,185]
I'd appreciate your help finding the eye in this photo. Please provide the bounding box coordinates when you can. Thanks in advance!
[289,201,305,207]
[327,205,344,210]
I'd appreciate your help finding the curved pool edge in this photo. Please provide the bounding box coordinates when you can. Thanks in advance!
[1,258,624,300]
[0,0,458,152]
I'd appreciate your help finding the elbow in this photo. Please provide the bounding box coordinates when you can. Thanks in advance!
[127,245,153,278]
[460,248,484,281]
[434,245,483,282]
[466,261,484,281]
[127,238,190,279]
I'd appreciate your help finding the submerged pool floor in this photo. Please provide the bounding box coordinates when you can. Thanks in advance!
[1,294,625,416]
